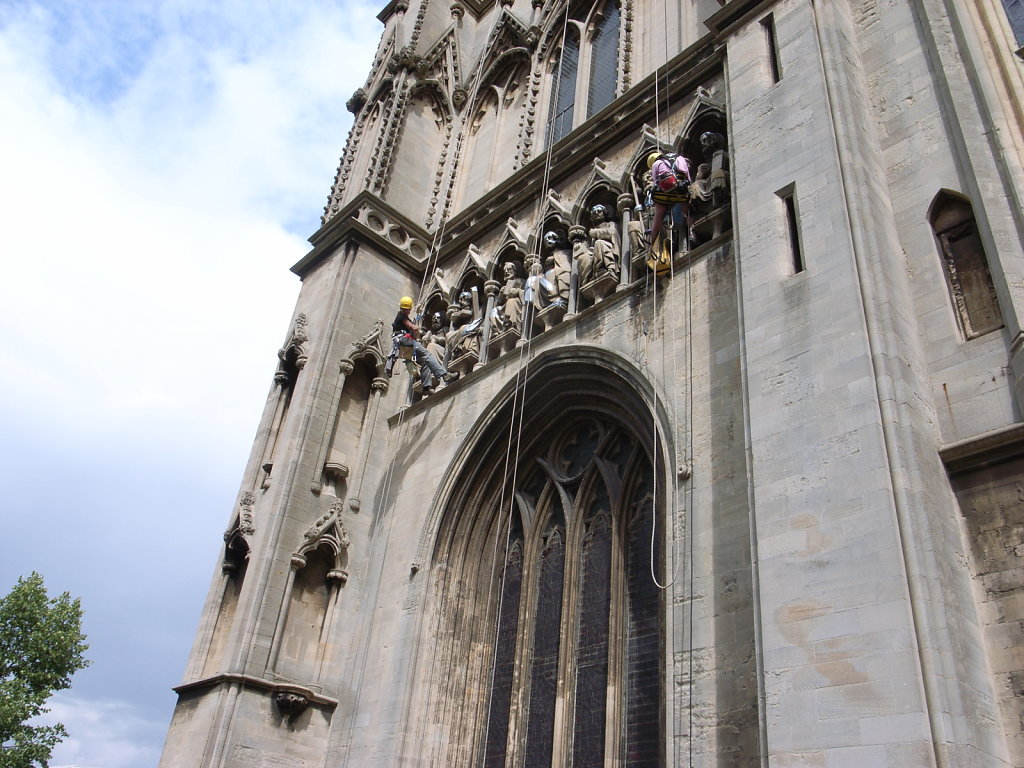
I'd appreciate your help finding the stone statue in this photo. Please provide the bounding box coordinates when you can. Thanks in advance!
[421,312,447,362]
[575,204,620,285]
[496,261,525,331]
[446,290,482,358]
[700,131,729,207]
[529,230,571,309]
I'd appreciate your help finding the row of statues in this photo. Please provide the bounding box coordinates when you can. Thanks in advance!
[419,133,730,376]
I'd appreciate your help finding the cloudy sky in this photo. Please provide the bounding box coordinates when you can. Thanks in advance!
[0,1,381,765]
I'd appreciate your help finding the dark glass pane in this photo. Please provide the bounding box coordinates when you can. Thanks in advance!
[587,1,620,119]
[524,527,565,767]
[572,513,611,767]
[624,489,660,766]
[1002,0,1024,46]
[560,420,601,477]
[483,539,524,767]
[548,29,579,145]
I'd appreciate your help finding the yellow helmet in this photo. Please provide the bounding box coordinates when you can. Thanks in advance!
[399,296,414,310]
[646,152,661,169]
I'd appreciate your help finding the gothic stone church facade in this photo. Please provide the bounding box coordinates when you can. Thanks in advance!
[159,0,1024,766]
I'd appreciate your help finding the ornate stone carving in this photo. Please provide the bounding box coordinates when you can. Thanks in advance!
[574,204,620,304]
[346,88,367,115]
[450,1,464,19]
[446,290,482,375]
[350,319,385,360]
[494,261,525,333]
[303,499,351,551]
[275,313,309,384]
[237,492,256,538]
[526,232,570,331]
[274,690,310,721]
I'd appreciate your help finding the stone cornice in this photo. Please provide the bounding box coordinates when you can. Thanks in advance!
[940,422,1024,474]
[295,191,434,277]
[172,673,339,708]
[705,0,775,38]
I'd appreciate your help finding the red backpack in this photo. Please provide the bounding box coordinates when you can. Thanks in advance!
[654,154,685,191]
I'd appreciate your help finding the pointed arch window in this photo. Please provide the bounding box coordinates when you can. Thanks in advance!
[547,0,622,145]
[447,409,663,767]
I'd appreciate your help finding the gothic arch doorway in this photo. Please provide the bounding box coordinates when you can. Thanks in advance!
[417,351,669,767]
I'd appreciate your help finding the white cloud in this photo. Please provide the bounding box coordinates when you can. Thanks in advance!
[36,693,166,768]
[0,1,382,766]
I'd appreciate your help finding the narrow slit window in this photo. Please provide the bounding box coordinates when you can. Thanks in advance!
[777,186,804,273]
[762,14,782,83]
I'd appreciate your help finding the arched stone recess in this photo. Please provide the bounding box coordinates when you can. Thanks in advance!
[270,499,350,687]
[444,249,489,376]
[199,491,256,678]
[384,81,454,225]
[484,227,530,359]
[455,46,533,211]
[569,163,623,307]
[312,321,391,508]
[927,189,1005,340]
[537,0,623,147]
[520,203,573,330]
[258,313,310,492]
[403,347,673,768]
[677,91,732,244]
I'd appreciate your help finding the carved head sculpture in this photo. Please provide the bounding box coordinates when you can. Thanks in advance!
[543,229,567,251]
[700,131,724,156]
[430,312,444,331]
[589,204,611,224]
[458,290,472,308]
[503,261,522,279]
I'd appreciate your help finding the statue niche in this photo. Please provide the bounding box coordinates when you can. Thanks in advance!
[527,229,571,331]
[685,129,731,244]
[489,257,527,357]
[572,202,620,305]
[446,288,484,376]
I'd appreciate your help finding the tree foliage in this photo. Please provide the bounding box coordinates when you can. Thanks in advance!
[0,573,90,768]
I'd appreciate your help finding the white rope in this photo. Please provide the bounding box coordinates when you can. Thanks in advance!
[479,6,572,753]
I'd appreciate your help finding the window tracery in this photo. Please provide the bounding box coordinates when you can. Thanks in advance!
[431,391,664,767]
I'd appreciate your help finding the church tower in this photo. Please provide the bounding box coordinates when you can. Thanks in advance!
[159,0,1024,765]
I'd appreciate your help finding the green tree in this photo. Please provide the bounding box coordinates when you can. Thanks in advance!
[0,573,89,768]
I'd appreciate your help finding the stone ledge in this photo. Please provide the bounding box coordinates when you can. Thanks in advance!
[172,673,338,709]
[939,422,1024,475]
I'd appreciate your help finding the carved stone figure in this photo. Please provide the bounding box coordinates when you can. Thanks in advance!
[446,290,482,359]
[421,312,447,363]
[575,204,620,285]
[529,230,571,309]
[700,131,730,207]
[496,261,526,331]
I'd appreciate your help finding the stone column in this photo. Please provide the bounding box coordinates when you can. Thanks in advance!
[617,193,634,289]
[479,279,500,365]
[568,224,587,317]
